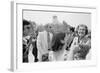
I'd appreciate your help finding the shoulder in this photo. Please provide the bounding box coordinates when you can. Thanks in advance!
[38,31,46,35]
[37,32,42,39]
[56,32,65,39]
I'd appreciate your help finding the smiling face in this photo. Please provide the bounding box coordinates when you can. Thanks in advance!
[77,25,87,38]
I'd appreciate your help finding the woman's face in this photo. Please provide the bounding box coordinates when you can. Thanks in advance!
[24,24,33,36]
[78,26,86,37]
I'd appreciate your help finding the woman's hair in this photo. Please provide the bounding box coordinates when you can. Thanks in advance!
[23,19,30,31]
[70,27,75,33]
[76,24,88,36]
[51,33,65,52]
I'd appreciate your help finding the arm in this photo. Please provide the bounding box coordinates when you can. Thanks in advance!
[67,37,79,60]
[37,33,44,54]
[37,33,43,61]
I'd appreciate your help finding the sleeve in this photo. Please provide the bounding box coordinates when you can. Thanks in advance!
[69,37,78,51]
[37,33,42,51]
[67,37,78,60]
[49,33,53,50]
[67,50,74,60]
[37,33,44,60]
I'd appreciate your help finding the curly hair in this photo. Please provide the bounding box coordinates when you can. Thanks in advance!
[76,24,88,36]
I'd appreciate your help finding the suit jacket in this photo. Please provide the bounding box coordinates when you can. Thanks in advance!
[37,30,53,61]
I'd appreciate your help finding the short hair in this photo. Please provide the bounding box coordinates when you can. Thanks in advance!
[76,24,88,36]
[53,15,57,18]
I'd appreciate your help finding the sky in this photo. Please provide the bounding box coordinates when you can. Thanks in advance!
[23,10,91,30]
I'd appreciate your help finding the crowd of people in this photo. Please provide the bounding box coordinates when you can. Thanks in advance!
[23,16,91,63]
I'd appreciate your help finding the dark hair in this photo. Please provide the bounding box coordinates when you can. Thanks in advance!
[70,27,75,32]
[23,19,30,31]
[76,24,88,36]
[51,33,65,52]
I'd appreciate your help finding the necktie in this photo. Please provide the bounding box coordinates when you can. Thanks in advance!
[47,32,50,50]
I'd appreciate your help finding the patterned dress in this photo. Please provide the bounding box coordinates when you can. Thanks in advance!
[67,35,91,60]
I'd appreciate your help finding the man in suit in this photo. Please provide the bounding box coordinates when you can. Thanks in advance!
[37,24,53,62]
